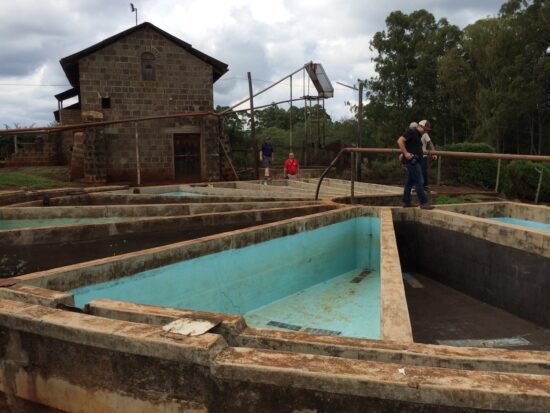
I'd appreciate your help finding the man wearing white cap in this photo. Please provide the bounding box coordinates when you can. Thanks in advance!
[397,120,434,210]
[418,120,437,192]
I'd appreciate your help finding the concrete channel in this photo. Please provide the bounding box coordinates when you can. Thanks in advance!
[0,182,549,412]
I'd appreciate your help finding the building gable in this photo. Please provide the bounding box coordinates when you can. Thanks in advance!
[60,22,228,88]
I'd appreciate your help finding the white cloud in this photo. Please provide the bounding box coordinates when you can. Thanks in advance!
[0,0,503,126]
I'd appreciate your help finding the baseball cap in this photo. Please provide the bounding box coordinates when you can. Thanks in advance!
[418,120,431,131]
[409,122,418,129]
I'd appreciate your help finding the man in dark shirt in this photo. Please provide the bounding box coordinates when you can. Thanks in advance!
[397,121,434,210]
[259,137,274,180]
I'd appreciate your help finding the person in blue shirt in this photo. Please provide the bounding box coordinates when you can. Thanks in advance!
[397,120,434,210]
[259,137,274,180]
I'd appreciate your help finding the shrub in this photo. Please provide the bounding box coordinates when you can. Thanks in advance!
[503,160,550,203]
[442,142,497,189]
[367,157,406,184]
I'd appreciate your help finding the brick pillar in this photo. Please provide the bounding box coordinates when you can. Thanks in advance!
[70,132,86,181]
[203,115,221,181]
[83,128,107,183]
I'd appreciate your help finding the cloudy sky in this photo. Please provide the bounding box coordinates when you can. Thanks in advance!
[0,0,505,128]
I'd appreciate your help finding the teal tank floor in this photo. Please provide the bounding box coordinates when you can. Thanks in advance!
[245,267,380,339]
[490,217,549,232]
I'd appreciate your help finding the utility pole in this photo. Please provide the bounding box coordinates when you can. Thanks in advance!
[248,72,259,179]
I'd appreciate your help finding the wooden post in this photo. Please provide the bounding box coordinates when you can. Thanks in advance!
[289,75,293,152]
[13,136,18,154]
[322,99,326,147]
[248,72,259,179]
[495,158,502,193]
[437,156,442,186]
[134,122,141,186]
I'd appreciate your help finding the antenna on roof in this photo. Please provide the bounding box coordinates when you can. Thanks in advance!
[130,3,138,26]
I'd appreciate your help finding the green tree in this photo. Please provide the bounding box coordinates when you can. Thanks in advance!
[437,0,550,153]
[365,9,461,147]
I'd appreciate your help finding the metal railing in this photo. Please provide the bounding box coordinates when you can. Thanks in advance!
[314,147,550,202]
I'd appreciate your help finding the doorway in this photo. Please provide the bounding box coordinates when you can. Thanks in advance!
[173,133,201,181]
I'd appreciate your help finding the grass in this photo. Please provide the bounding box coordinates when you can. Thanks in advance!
[434,195,468,205]
[0,166,71,190]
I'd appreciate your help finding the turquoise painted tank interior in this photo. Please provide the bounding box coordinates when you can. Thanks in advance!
[72,217,381,339]
[489,217,549,232]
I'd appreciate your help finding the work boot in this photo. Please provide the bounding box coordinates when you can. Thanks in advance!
[402,203,413,208]
[420,203,434,210]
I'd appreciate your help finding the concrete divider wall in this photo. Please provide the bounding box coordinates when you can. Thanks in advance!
[87,298,550,376]
[0,299,549,412]
[506,202,550,224]
[379,208,413,342]
[0,186,128,207]
[32,192,313,206]
[15,207,362,290]
[434,201,550,224]
[0,204,337,247]
[394,207,550,258]
[0,201,324,220]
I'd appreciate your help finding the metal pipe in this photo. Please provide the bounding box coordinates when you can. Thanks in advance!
[345,147,550,162]
[229,97,305,114]
[495,159,502,192]
[535,167,544,204]
[134,123,141,186]
[314,147,550,201]
[350,151,355,204]
[0,110,216,136]
[221,65,306,114]
[314,148,346,200]
[357,82,363,181]
[247,72,259,180]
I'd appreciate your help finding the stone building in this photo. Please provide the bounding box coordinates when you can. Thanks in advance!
[54,22,228,183]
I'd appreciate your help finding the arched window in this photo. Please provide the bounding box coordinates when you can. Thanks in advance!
[141,52,155,81]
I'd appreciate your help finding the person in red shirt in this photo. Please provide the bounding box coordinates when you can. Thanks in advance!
[284,152,300,179]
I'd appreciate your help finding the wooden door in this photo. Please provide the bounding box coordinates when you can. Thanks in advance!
[173,133,201,181]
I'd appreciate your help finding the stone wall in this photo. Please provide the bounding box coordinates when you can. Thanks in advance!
[59,108,81,125]
[5,133,64,167]
[76,26,219,183]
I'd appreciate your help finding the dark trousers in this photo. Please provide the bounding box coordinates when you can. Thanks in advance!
[403,162,428,205]
[421,156,429,187]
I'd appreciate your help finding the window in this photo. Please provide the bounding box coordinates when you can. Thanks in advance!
[101,97,111,109]
[141,52,155,81]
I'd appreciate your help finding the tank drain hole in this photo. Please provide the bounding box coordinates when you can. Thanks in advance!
[267,321,341,336]
[351,268,372,283]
